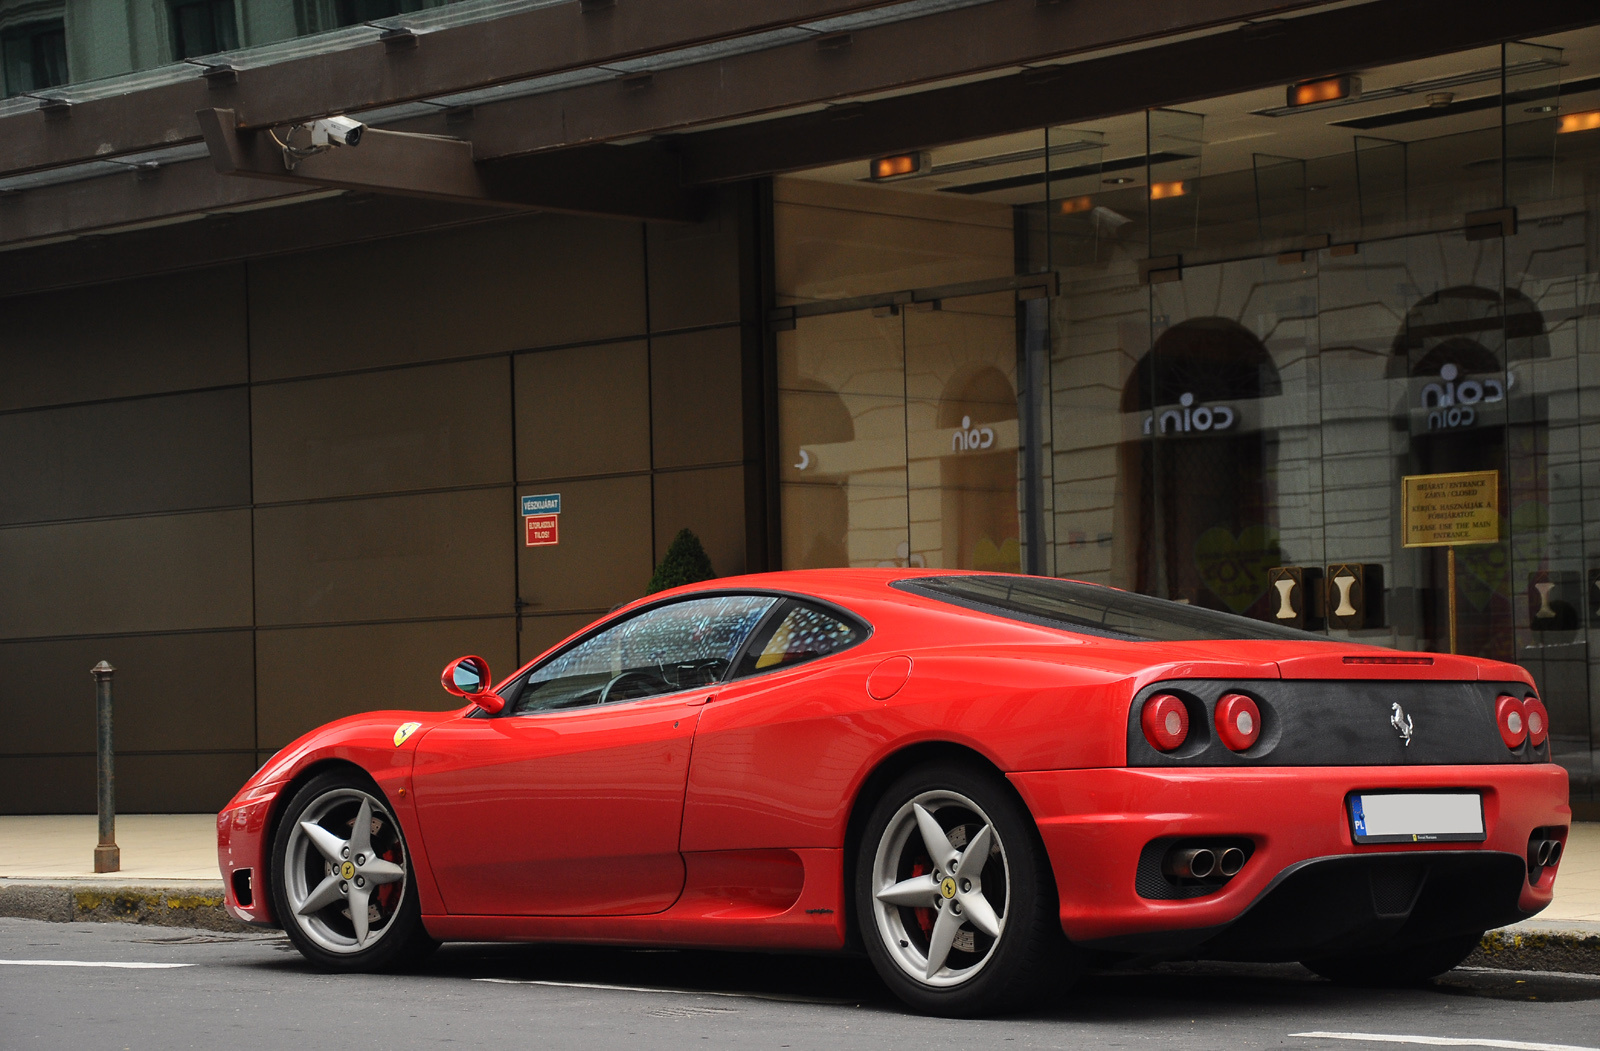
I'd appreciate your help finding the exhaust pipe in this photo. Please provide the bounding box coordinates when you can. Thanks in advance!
[1217,846,1246,878]
[1536,839,1554,867]
[1163,847,1216,880]
[1547,841,1562,867]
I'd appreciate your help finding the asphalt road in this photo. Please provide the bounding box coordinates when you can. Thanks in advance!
[3,918,1600,1051]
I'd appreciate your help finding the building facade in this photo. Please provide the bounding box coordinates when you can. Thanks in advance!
[1,0,1598,816]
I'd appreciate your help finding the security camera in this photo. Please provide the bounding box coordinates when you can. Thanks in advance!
[310,115,364,148]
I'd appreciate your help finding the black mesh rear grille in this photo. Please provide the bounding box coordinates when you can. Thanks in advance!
[1127,679,1545,766]
[1369,860,1425,915]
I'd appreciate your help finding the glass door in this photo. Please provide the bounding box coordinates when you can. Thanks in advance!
[777,288,1031,571]
[1137,254,1324,619]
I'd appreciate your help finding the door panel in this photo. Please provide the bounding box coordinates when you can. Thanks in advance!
[411,694,699,916]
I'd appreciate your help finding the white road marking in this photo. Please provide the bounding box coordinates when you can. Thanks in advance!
[0,960,192,969]
[1292,1032,1600,1051]
[1454,966,1600,983]
[474,977,854,1005]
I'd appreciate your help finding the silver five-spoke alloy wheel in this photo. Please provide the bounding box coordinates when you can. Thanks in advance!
[282,787,408,954]
[870,789,1010,988]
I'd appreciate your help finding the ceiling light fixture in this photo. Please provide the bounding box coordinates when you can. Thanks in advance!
[1287,75,1361,108]
[1057,196,1093,214]
[1149,180,1186,200]
[869,152,931,181]
[1103,176,1133,185]
[1426,92,1454,108]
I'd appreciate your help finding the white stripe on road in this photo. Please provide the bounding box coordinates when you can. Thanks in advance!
[0,959,192,969]
[1292,1032,1600,1051]
[1455,966,1600,983]
[474,977,854,1005]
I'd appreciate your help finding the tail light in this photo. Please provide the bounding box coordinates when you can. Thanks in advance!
[1141,693,1189,752]
[1495,695,1528,749]
[1524,696,1549,748]
[1215,693,1262,752]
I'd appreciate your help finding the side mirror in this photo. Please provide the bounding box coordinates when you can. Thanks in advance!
[440,655,504,714]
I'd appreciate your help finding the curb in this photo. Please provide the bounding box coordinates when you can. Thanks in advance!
[1468,926,1600,975]
[0,881,252,933]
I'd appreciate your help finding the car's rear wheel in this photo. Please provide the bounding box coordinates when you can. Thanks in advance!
[855,761,1073,1016]
[270,770,436,971]
[1301,931,1483,986]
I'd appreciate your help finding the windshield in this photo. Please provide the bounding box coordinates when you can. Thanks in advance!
[893,575,1331,643]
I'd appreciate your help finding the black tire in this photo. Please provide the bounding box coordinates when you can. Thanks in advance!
[1302,931,1483,986]
[269,770,437,972]
[853,760,1075,1016]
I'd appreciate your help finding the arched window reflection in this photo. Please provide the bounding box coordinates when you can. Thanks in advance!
[937,367,1020,571]
[1120,318,1283,617]
[1391,286,1549,662]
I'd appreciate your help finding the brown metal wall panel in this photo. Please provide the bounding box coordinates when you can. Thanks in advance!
[646,200,744,332]
[0,631,253,756]
[653,465,749,579]
[515,341,651,481]
[0,510,253,640]
[0,389,250,527]
[115,753,258,813]
[253,487,513,627]
[255,617,515,750]
[517,475,653,614]
[247,214,647,381]
[252,358,513,504]
[650,326,746,471]
[520,612,602,666]
[0,266,247,411]
[0,757,94,814]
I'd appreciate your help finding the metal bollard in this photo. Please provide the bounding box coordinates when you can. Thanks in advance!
[92,660,119,873]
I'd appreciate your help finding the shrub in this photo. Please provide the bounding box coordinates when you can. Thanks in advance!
[647,528,717,593]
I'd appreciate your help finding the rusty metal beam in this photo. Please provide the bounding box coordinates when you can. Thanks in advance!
[675,0,1600,183]
[195,108,707,223]
[377,0,1333,159]
[0,0,905,178]
[0,159,308,251]
[0,193,508,299]
[198,109,492,202]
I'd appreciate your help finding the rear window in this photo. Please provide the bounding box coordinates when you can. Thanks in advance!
[893,575,1330,643]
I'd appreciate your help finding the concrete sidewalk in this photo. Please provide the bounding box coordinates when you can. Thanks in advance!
[1,814,1598,962]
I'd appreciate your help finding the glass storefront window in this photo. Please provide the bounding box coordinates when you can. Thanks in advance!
[0,0,465,101]
[774,28,1600,808]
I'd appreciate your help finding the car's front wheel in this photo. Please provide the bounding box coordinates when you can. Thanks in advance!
[1301,930,1484,986]
[855,761,1074,1016]
[269,770,436,971]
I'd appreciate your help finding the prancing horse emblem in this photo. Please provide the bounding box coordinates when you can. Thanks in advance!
[1390,702,1414,747]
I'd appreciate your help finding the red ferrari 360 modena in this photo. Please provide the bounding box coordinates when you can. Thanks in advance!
[217,569,1570,1016]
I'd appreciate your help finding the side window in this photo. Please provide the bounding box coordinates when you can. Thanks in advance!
[511,595,776,715]
[734,602,863,678]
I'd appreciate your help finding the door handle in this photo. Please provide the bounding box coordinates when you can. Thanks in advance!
[686,694,715,707]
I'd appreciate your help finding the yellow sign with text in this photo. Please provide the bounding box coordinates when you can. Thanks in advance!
[1402,470,1500,548]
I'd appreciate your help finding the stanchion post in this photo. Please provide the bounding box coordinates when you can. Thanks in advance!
[92,660,119,873]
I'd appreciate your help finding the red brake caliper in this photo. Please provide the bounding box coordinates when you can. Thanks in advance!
[910,860,933,933]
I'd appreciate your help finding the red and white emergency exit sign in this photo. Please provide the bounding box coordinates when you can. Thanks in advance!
[525,514,559,546]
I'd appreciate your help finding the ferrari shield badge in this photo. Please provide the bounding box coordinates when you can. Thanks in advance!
[393,721,422,747]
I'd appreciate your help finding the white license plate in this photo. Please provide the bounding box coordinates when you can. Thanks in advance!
[1349,792,1485,844]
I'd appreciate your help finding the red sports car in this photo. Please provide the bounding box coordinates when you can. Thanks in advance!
[217,569,1570,1016]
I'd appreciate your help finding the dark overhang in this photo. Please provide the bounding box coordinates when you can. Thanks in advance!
[2,0,1599,295]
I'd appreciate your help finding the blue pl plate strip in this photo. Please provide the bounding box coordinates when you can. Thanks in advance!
[522,493,561,516]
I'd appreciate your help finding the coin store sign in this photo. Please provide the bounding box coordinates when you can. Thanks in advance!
[1402,471,1500,548]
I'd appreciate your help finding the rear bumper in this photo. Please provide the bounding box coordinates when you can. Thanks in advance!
[1009,764,1570,959]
